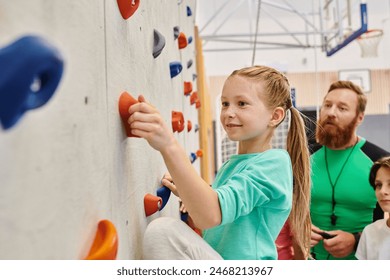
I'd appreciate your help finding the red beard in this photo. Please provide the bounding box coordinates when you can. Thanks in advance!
[316,115,358,149]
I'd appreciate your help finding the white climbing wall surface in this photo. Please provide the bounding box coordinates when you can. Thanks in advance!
[0,0,199,259]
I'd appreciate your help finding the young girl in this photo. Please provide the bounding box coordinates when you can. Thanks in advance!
[128,65,311,259]
[356,156,390,259]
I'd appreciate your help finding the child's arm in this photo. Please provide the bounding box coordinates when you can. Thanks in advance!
[128,95,222,229]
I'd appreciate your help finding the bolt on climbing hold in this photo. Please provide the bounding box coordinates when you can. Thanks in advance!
[183,81,192,96]
[156,185,171,211]
[169,62,182,78]
[0,35,64,130]
[153,29,165,58]
[187,6,192,16]
[171,111,185,133]
[190,152,197,163]
[188,36,193,44]
[178,32,188,49]
[144,193,162,217]
[117,0,140,20]
[190,91,199,105]
[187,59,193,69]
[84,219,118,260]
[187,120,192,132]
[181,211,188,222]
[118,91,139,137]
[173,26,180,40]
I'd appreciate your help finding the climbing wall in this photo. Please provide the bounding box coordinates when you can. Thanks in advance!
[0,0,199,260]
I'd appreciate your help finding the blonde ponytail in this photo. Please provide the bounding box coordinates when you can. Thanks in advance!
[286,107,312,259]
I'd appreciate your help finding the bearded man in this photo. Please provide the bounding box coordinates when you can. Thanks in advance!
[309,81,389,260]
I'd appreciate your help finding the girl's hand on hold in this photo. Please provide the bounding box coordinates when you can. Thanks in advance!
[161,172,179,197]
[128,95,176,152]
[179,200,187,214]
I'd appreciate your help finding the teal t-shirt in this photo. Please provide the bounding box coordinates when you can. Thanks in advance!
[310,138,377,260]
[203,149,293,260]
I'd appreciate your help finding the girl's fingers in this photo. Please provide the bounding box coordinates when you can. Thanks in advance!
[129,128,147,138]
[162,178,179,197]
[179,200,187,213]
[180,204,187,213]
[128,111,160,125]
[162,172,173,182]
[162,179,176,193]
[138,95,146,103]
[129,122,161,136]
[128,99,156,115]
[161,178,173,187]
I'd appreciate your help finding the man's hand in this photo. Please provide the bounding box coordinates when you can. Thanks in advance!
[310,224,324,247]
[323,230,355,258]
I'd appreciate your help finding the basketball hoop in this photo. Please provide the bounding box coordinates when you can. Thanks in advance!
[356,29,383,58]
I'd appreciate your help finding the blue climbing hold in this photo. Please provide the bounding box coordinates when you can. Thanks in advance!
[188,36,193,44]
[190,152,197,163]
[169,62,182,78]
[156,185,171,211]
[181,211,189,222]
[0,35,64,130]
[187,6,192,16]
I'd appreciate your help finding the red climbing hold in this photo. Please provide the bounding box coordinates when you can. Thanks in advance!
[117,0,140,20]
[190,91,199,105]
[183,81,192,96]
[118,91,139,137]
[172,111,185,133]
[178,32,188,49]
[187,120,192,132]
[144,193,162,217]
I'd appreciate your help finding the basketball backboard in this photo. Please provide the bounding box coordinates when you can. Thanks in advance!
[338,69,371,92]
[320,0,368,56]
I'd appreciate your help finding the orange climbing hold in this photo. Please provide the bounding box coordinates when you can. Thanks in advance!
[117,0,140,20]
[84,219,118,260]
[196,149,203,158]
[178,32,188,49]
[190,91,199,105]
[144,193,162,217]
[171,111,185,133]
[118,91,139,137]
[187,120,192,132]
[183,81,192,96]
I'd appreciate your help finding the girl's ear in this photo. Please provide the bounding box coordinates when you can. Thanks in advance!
[269,107,285,127]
